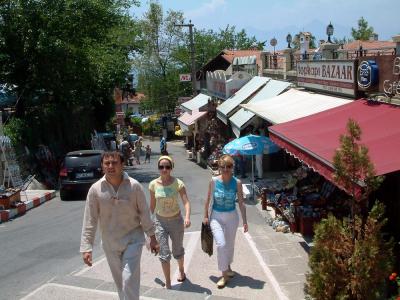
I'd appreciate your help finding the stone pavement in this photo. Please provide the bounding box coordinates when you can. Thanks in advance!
[20,202,309,300]
[0,190,56,223]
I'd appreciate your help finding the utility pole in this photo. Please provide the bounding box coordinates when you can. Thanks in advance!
[174,20,197,96]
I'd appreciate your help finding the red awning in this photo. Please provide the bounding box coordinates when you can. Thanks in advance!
[269,100,400,185]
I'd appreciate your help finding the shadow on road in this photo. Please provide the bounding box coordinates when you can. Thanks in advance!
[177,277,212,295]
[209,274,265,290]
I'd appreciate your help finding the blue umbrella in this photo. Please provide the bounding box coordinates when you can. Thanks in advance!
[223,135,280,156]
[223,134,280,202]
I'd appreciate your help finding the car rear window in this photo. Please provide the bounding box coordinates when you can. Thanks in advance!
[65,154,102,168]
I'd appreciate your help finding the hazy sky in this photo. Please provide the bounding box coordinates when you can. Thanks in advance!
[132,0,400,50]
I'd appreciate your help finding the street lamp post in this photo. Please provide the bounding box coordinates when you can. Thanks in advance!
[286,33,292,49]
[326,22,334,43]
[174,20,197,96]
[270,38,278,69]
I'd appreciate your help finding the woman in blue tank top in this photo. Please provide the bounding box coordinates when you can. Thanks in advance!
[203,154,248,289]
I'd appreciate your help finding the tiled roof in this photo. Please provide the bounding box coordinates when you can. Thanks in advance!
[341,40,395,51]
[222,49,262,66]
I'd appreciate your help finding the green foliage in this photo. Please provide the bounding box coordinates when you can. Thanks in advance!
[306,119,394,299]
[134,2,265,113]
[130,116,142,127]
[333,119,383,202]
[306,203,393,300]
[142,118,160,136]
[0,0,139,155]
[351,17,374,41]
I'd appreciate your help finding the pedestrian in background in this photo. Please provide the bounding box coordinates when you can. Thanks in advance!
[203,154,248,289]
[254,129,263,180]
[149,156,191,289]
[134,138,142,165]
[160,135,168,155]
[80,151,158,300]
[144,144,151,163]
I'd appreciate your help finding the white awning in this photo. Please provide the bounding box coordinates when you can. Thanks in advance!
[180,93,210,114]
[241,88,353,125]
[230,79,292,137]
[216,76,269,124]
[177,110,207,132]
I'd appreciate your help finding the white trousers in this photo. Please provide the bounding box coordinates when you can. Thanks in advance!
[103,231,144,300]
[255,154,263,178]
[210,210,239,272]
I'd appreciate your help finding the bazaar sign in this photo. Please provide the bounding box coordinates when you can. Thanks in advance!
[297,60,356,97]
[383,57,400,97]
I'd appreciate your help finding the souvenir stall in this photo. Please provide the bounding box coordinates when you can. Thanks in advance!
[256,166,351,235]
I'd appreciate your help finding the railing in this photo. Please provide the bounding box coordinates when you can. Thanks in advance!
[265,54,284,70]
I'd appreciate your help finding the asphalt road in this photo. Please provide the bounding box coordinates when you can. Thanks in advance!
[0,139,212,300]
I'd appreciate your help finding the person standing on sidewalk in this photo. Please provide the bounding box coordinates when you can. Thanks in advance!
[149,156,191,289]
[203,154,248,289]
[80,151,158,300]
[254,129,263,180]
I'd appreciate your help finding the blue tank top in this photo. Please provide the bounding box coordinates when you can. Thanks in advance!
[212,177,237,212]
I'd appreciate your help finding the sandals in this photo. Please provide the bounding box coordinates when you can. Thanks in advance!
[217,276,229,288]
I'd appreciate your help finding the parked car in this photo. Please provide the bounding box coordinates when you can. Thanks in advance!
[59,150,104,200]
[127,133,139,145]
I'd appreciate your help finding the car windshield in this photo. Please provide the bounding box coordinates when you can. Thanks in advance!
[65,154,102,168]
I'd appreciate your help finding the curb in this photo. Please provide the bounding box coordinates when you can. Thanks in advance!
[0,190,57,223]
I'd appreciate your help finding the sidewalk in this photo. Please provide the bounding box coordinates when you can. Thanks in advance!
[0,190,57,223]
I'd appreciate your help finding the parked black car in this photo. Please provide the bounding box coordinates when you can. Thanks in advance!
[59,150,104,200]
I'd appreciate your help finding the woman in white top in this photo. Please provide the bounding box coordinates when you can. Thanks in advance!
[149,156,191,289]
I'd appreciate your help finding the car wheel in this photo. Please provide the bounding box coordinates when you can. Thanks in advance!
[60,188,70,201]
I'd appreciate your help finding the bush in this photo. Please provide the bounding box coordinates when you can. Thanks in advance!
[306,202,393,299]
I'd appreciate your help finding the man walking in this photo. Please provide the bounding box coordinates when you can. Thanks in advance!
[80,151,158,300]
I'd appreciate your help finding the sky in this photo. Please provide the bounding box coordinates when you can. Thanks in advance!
[132,0,400,50]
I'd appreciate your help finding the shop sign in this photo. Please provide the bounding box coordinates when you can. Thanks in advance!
[357,60,379,89]
[383,57,400,97]
[297,60,356,97]
[179,74,191,82]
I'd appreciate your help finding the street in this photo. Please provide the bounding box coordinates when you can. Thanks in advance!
[0,140,308,300]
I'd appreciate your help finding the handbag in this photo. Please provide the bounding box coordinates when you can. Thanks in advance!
[201,177,216,256]
[201,222,213,256]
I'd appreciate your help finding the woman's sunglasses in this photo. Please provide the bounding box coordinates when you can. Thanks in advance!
[158,165,172,170]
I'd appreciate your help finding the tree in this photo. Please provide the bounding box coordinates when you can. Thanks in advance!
[306,119,393,300]
[134,1,186,114]
[351,17,374,41]
[134,2,265,114]
[0,0,140,183]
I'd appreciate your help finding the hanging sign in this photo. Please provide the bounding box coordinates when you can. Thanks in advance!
[179,74,192,82]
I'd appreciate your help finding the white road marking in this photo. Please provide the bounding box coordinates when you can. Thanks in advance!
[171,230,200,287]
[20,283,162,300]
[244,232,289,300]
